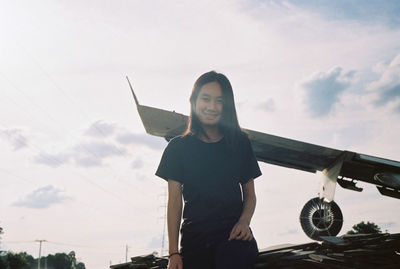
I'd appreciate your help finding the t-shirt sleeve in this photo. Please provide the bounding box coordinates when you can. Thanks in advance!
[240,135,262,184]
[155,137,184,184]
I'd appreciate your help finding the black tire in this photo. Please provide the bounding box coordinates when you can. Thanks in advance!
[299,197,343,241]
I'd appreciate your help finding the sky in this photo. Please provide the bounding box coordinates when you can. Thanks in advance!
[1,0,400,268]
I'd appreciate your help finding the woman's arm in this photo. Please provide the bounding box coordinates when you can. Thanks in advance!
[229,179,256,241]
[239,179,257,225]
[167,179,183,269]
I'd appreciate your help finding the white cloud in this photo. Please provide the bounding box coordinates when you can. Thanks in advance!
[299,67,354,118]
[131,158,144,170]
[257,98,276,112]
[33,141,126,168]
[0,128,28,150]
[29,121,167,171]
[33,122,128,168]
[12,185,71,209]
[116,132,165,150]
[85,120,117,138]
[72,141,126,167]
[73,141,126,159]
[34,152,71,167]
[367,53,400,113]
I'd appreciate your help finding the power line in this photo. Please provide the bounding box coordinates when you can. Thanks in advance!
[0,168,33,184]
[0,70,153,200]
[0,71,153,200]
[2,240,36,244]
[0,70,126,173]
[0,123,141,210]
[2,13,156,198]
[3,239,149,254]
[6,40,129,161]
[0,167,150,223]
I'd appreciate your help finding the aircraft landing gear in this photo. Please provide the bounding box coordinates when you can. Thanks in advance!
[299,197,343,241]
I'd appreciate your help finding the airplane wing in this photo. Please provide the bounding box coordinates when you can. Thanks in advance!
[128,80,400,199]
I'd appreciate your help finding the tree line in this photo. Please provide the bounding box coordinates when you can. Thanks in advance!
[0,227,85,269]
[0,221,384,268]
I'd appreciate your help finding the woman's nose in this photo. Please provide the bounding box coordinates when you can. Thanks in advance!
[207,100,218,111]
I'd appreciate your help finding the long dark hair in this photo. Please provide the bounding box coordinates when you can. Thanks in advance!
[183,71,245,150]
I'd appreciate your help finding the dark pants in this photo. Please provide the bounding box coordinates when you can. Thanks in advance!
[181,237,258,269]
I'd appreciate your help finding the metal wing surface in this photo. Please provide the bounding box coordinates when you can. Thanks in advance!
[133,99,400,198]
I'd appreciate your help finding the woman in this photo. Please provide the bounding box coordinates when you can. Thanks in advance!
[156,71,262,269]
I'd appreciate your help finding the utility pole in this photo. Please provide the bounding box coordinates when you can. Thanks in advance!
[35,240,47,269]
[159,187,167,256]
[125,245,128,262]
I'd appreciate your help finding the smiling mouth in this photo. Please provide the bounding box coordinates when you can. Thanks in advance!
[204,113,219,118]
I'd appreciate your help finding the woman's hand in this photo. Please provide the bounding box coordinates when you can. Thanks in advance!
[228,220,253,241]
[168,254,183,269]
[230,180,256,241]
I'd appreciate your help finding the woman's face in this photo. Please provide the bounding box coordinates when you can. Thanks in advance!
[194,81,224,127]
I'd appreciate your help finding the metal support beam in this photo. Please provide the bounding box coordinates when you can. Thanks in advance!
[319,151,353,202]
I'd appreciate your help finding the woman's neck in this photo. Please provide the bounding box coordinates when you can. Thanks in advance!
[198,126,223,142]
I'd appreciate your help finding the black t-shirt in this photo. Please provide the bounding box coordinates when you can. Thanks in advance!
[155,133,262,247]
